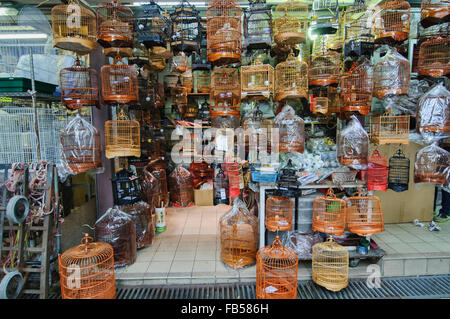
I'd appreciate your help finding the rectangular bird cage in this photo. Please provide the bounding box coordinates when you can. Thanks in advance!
[243,0,272,50]
[104,109,141,159]
[101,59,139,104]
[241,56,274,100]
[373,49,410,99]
[418,36,450,78]
[309,50,341,87]
[369,114,410,144]
[181,70,193,93]
[135,0,171,49]
[388,149,410,192]
[171,86,188,106]
[196,71,210,93]
[311,97,328,115]
[420,0,450,28]
[342,2,374,58]
[210,68,241,119]
[272,0,308,46]
[373,0,410,44]
[367,150,389,192]
[346,192,384,236]
[274,53,308,102]
[96,1,134,48]
[310,0,339,35]
[340,59,373,115]
[170,0,202,55]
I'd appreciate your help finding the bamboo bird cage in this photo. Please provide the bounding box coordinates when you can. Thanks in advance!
[311,97,328,115]
[168,165,194,207]
[418,35,450,78]
[274,53,308,102]
[170,0,202,55]
[272,0,308,46]
[337,116,368,169]
[312,188,347,236]
[414,143,450,185]
[373,49,410,99]
[388,149,410,192]
[346,190,384,236]
[420,0,450,28]
[119,201,154,249]
[101,58,139,104]
[367,150,389,192]
[140,168,160,208]
[171,86,188,108]
[309,0,339,35]
[135,0,171,49]
[243,0,272,50]
[373,0,410,44]
[241,56,274,100]
[309,50,341,87]
[340,59,373,115]
[242,107,273,160]
[266,195,294,232]
[104,109,141,159]
[147,160,169,206]
[97,1,134,49]
[210,68,241,119]
[369,113,410,145]
[196,71,211,93]
[273,104,305,153]
[342,2,374,57]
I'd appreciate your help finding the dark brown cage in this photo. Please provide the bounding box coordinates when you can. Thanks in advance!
[168,165,194,207]
[340,59,373,115]
[147,160,169,206]
[309,51,341,87]
[275,53,308,102]
[414,143,450,185]
[272,0,308,46]
[312,188,347,236]
[388,149,410,192]
[244,0,272,50]
[420,0,450,28]
[210,68,241,119]
[119,201,154,249]
[101,58,139,104]
[373,0,410,44]
[59,234,115,299]
[135,0,171,49]
[346,191,384,236]
[170,0,202,54]
[418,36,450,78]
[140,168,160,208]
[256,236,298,299]
[265,195,294,231]
[97,1,134,48]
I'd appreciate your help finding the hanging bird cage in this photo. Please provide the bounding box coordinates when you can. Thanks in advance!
[206,0,242,65]
[171,86,188,108]
[273,104,305,153]
[192,48,211,71]
[256,235,298,299]
[51,1,97,55]
[181,69,194,93]
[337,116,369,169]
[101,57,139,104]
[210,68,241,119]
[309,50,340,87]
[119,201,154,249]
[149,47,169,72]
[97,0,134,49]
[340,59,373,115]
[184,100,199,118]
[242,107,273,159]
[420,0,450,28]
[311,97,329,115]
[244,0,272,50]
[140,168,160,208]
[373,0,410,44]
[135,0,171,49]
[103,46,133,58]
[414,143,450,185]
[241,56,274,100]
[312,188,347,236]
[312,236,348,292]
[388,149,410,192]
[266,195,294,232]
[170,0,202,55]
[104,109,141,159]
[274,53,308,102]
[310,0,339,35]
[369,113,410,144]
[346,190,384,236]
[367,150,389,192]
[111,167,141,206]
[418,35,450,78]
[196,71,211,93]
[343,2,374,58]
[168,165,194,207]
[272,0,308,46]
[59,234,115,299]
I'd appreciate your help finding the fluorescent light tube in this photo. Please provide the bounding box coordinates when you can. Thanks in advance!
[0,33,48,40]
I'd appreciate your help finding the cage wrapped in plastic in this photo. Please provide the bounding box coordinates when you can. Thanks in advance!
[414,143,450,185]
[140,167,160,208]
[337,115,369,170]
[273,104,305,153]
[170,52,189,73]
[282,231,323,259]
[118,201,154,249]
[168,165,194,207]
[95,207,137,268]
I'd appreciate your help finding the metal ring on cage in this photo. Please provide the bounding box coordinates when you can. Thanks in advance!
[6,195,30,224]
[0,271,23,299]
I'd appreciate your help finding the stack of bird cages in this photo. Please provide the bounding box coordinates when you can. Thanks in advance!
[309,0,340,35]
[414,143,450,185]
[420,0,450,28]
[367,150,389,192]
[210,68,241,119]
[346,190,384,236]
[369,113,410,145]
[135,0,171,49]
[273,104,305,153]
[170,0,202,54]
[373,0,410,44]
[373,49,410,99]
[256,236,298,299]
[418,35,450,78]
[312,188,347,236]
[309,51,341,87]
[388,149,410,192]
[265,195,294,232]
[104,109,140,159]
[243,0,272,50]
[96,0,134,49]
[196,71,211,93]
[101,58,139,104]
[168,165,194,207]
[274,53,308,102]
[241,56,274,100]
[272,0,308,46]
[342,2,374,57]
[51,1,97,55]
[207,0,242,65]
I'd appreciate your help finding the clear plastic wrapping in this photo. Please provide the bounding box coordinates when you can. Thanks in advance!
[140,168,160,208]
[337,115,369,170]
[168,165,194,207]
[414,143,450,185]
[170,52,188,73]
[273,104,305,153]
[118,201,154,249]
[282,231,323,259]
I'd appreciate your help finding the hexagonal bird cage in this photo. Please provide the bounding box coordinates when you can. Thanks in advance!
[418,35,450,78]
[243,0,272,50]
[96,1,134,49]
[420,0,450,28]
[373,0,410,44]
[388,149,410,192]
[272,0,308,46]
[135,0,171,49]
[104,109,141,159]
[310,0,339,35]
[210,68,241,119]
[101,57,139,105]
[346,189,384,236]
[309,50,341,87]
[369,113,410,145]
[241,56,274,100]
[312,188,347,236]
[414,143,450,185]
[274,53,308,102]
[170,0,202,55]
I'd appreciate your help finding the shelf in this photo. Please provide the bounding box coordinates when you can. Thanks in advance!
[188,93,209,96]
[259,179,366,189]
[0,91,60,101]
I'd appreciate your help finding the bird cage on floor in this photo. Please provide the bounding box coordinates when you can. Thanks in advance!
[147,160,169,206]
[119,201,153,249]
[60,58,99,110]
[312,236,348,292]
[51,1,97,55]
[140,168,160,208]
[196,71,210,93]
[342,1,374,57]
[111,167,141,206]
[210,68,241,118]
[337,115,368,170]
[256,235,298,299]
[312,188,346,236]
[244,0,272,50]
[414,143,450,185]
[274,53,308,102]
[310,0,339,35]
[373,0,410,44]
[101,58,139,104]
[421,0,450,28]
[170,0,202,55]
[369,113,410,144]
[97,1,134,48]
[273,104,305,153]
[309,50,340,87]
[418,36,450,78]
[104,109,141,159]
[367,150,389,192]
[135,0,171,49]
[272,0,308,46]
[241,56,274,100]
[346,190,384,236]
[388,149,410,192]
[207,0,242,65]
[59,234,115,299]
[168,165,194,207]
[266,195,294,231]
[220,198,258,269]
[373,48,410,99]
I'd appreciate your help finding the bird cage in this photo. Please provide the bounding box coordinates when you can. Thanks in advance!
[220,198,258,269]
[168,165,194,207]
[148,160,169,206]
[190,162,214,187]
[266,195,294,232]
[309,51,340,87]
[311,97,329,115]
[95,207,137,267]
[196,71,211,93]
[414,143,450,185]
[210,68,241,119]
[111,167,141,206]
[337,115,368,169]
[51,1,97,55]
[346,190,384,236]
[181,69,194,93]
[184,100,199,119]
[171,86,188,110]
[103,46,133,58]
[170,0,202,54]
[241,56,274,100]
[104,109,141,159]
[256,235,298,299]
[421,0,450,28]
[388,149,410,192]
[206,0,242,65]
[192,48,211,71]
[310,0,339,35]
[274,53,308,101]
[367,150,389,192]
[373,0,410,44]
[343,2,374,58]
[418,36,450,78]
[60,58,99,110]
[244,0,272,50]
[140,168,160,208]
[149,47,169,72]
[272,0,308,46]
[101,58,139,104]
[243,107,273,161]
[312,236,348,292]
[97,1,134,48]
[312,188,347,236]
[119,201,153,249]
[135,0,171,48]
[373,48,410,99]
[273,104,305,153]
[369,113,410,144]
[59,234,115,299]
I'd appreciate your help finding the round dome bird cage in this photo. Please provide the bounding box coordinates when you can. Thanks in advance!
[420,0,450,28]
[220,198,258,269]
[103,46,133,58]
[111,167,141,206]
[147,160,169,206]
[135,0,171,49]
[101,58,139,104]
[272,0,308,46]
[119,201,153,249]
[312,188,347,236]
[51,1,97,55]
[140,168,160,208]
[196,71,211,93]
[256,235,298,299]
[418,35,450,78]
[241,56,274,100]
[96,1,134,49]
[388,148,410,192]
[210,68,241,119]
[58,234,115,299]
[266,195,294,232]
[60,58,99,110]
[168,165,194,207]
[369,113,410,145]
[273,104,305,153]
[309,50,341,87]
[170,0,202,55]
[104,109,141,159]
[243,0,272,50]
[312,236,348,292]
[274,53,308,102]
[346,189,384,236]
[373,0,410,44]
[206,0,242,65]
[342,2,374,58]
[414,143,450,185]
[337,116,369,169]
[367,150,389,192]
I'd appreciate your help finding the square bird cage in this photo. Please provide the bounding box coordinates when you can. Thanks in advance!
[135,0,171,49]
[170,0,202,55]
[241,56,274,100]
[370,113,410,145]
[420,0,450,28]
[310,0,339,35]
[243,0,272,50]
[96,1,134,49]
[373,0,410,44]
[272,0,308,46]
[210,68,241,119]
[104,109,141,159]
[274,53,309,102]
[418,35,450,78]
[342,1,374,58]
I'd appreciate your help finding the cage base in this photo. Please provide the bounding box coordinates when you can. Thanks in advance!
[348,224,384,237]
[312,269,348,292]
[374,31,409,44]
[53,37,97,55]
[418,66,450,78]
[388,183,408,193]
[309,79,339,87]
[103,47,133,58]
[106,148,141,159]
[208,52,241,65]
[62,283,116,300]
[274,32,305,46]
[275,91,307,102]
[421,10,450,28]
[312,224,345,237]
[266,217,292,232]
[221,249,256,270]
[62,97,98,110]
[103,95,138,105]
[370,137,410,145]
[97,34,133,49]
[373,89,408,99]
[341,105,371,116]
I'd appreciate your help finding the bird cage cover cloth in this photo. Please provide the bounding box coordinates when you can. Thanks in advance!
[369,113,410,145]
[312,237,348,292]
[272,0,308,46]
[337,115,369,170]
[210,68,241,118]
[418,36,450,78]
[168,165,194,207]
[95,207,137,267]
[118,201,154,249]
[219,198,259,269]
[367,150,389,192]
[104,110,141,159]
[170,0,202,54]
[135,0,171,49]
[243,0,272,50]
[51,1,97,55]
[373,0,410,44]
[414,143,450,185]
[101,62,139,104]
[275,53,308,102]
[346,192,384,236]
[273,104,305,153]
[266,195,294,232]
[421,0,450,28]
[388,149,410,192]
[256,236,298,299]
[309,51,341,87]
[282,231,323,259]
[59,235,115,299]
[241,57,274,100]
[97,1,134,48]
[312,188,347,236]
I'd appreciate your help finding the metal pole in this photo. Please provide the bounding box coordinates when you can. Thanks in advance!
[28,48,41,161]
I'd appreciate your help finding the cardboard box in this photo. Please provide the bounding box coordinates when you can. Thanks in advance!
[194,189,214,206]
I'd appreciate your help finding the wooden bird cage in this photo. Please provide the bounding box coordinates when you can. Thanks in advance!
[135,0,171,49]
[196,71,210,93]
[140,168,160,208]
[171,86,188,106]
[97,1,134,48]
[168,165,194,207]
[220,198,258,269]
[241,56,274,100]
[340,59,373,115]
[206,0,242,65]
[312,188,347,236]
[210,68,241,119]
[312,236,348,292]
[373,0,410,44]
[149,47,169,72]
[244,0,272,50]
[311,97,328,115]
[337,116,368,168]
[59,234,115,299]
[266,195,294,232]
[310,0,339,35]
[420,0,450,28]
[388,149,410,192]
[373,49,410,99]
[309,50,340,87]
[184,100,199,118]
[119,201,154,249]
[274,53,308,102]
[104,109,141,159]
[272,0,308,46]
[147,160,169,206]
[346,190,384,236]
[51,1,97,55]
[273,104,305,153]
[101,58,139,104]
[181,70,193,93]
[343,2,374,51]
[256,235,298,299]
[414,143,450,185]
[367,150,389,192]
[369,113,410,145]
[170,0,202,55]
[111,167,141,205]
[418,36,450,78]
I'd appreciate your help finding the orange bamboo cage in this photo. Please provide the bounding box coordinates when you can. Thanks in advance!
[273,105,305,153]
[274,53,308,102]
[168,165,194,207]
[181,70,194,93]
[104,109,141,159]
[59,234,116,299]
[96,0,134,48]
[417,35,450,78]
[210,68,241,119]
[272,0,308,46]
[373,0,410,44]
[309,51,341,87]
[373,49,410,99]
[414,144,450,185]
[420,0,450,28]
[171,86,188,113]
[101,58,139,104]
[367,150,389,192]
[340,59,373,115]
[312,188,347,236]
[119,201,154,249]
[265,195,294,232]
[311,96,328,115]
[241,56,274,100]
[369,113,410,144]
[346,190,384,236]
[196,71,211,93]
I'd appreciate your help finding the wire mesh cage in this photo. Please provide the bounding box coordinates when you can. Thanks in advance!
[170,0,202,55]
[206,0,242,65]
[266,195,294,232]
[367,150,389,192]
[96,0,134,48]
[311,97,329,115]
[168,165,194,207]
[274,53,308,102]
[111,166,141,206]
[51,1,97,55]
[243,0,272,50]
[310,0,339,35]
[414,143,450,185]
[388,148,410,192]
[312,188,347,236]
[184,100,199,119]
[343,2,374,48]
[369,113,410,145]
[241,56,274,100]
[337,116,369,169]
[210,68,241,119]
[101,58,139,104]
[309,50,341,87]
[346,190,384,236]
[420,0,450,28]
[273,104,305,153]
[418,36,450,78]
[181,69,194,93]
[373,0,410,44]
[104,109,141,159]
[135,0,171,49]
[196,71,211,93]
[119,201,154,249]
[272,0,308,46]
[59,234,115,299]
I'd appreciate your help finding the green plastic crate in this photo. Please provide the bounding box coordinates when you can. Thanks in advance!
[0,77,57,94]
